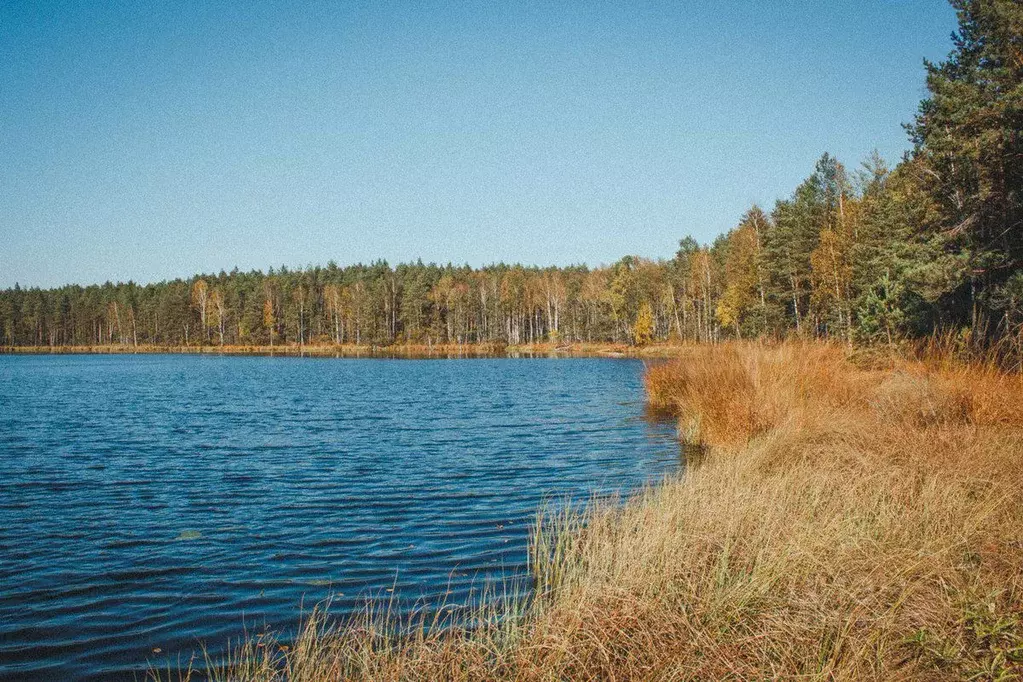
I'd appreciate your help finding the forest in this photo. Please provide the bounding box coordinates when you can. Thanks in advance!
[2,1,1020,353]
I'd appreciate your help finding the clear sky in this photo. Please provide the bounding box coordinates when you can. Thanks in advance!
[1,0,958,289]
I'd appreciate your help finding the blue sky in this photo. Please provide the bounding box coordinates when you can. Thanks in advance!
[1,1,958,288]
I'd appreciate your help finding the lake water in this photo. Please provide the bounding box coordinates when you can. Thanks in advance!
[0,355,680,681]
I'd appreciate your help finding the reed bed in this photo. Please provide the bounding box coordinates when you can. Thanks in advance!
[156,341,1023,681]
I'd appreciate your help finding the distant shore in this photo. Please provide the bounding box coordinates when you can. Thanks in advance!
[0,341,689,359]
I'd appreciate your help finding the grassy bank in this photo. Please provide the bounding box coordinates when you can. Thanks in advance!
[157,342,1023,681]
[0,341,685,359]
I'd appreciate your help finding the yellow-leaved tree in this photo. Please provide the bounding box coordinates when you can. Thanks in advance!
[633,300,655,346]
[715,217,762,338]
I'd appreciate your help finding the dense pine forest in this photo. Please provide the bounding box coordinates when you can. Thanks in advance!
[2,1,1020,352]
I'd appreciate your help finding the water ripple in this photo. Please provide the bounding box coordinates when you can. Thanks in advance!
[0,355,679,681]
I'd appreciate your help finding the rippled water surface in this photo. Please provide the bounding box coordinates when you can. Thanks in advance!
[0,355,679,680]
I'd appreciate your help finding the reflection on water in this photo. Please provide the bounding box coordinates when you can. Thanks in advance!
[0,355,679,681]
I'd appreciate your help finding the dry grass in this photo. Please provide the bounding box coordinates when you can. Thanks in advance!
[155,341,1023,681]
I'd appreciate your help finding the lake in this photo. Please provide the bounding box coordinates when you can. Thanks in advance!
[0,355,680,681]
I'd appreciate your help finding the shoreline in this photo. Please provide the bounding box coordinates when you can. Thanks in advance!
[0,342,689,359]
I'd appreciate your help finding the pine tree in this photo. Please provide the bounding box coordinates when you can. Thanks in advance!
[909,0,1023,336]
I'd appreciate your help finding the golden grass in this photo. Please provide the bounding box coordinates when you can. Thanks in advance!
[155,341,1023,681]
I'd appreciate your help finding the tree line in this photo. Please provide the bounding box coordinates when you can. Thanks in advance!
[2,1,1020,351]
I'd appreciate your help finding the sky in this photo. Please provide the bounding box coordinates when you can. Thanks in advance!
[1,1,959,289]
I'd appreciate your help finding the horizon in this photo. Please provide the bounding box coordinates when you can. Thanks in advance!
[2,1,958,289]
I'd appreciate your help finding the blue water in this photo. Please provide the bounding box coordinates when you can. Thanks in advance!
[0,355,679,681]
